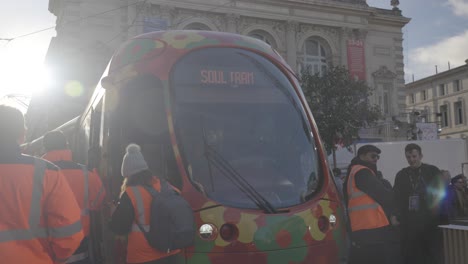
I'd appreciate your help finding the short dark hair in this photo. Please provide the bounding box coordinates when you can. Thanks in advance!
[451,174,465,185]
[357,144,381,156]
[0,105,25,140]
[43,130,68,151]
[405,143,422,154]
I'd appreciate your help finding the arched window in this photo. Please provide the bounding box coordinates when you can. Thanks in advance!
[248,30,276,49]
[303,38,328,76]
[183,23,211,31]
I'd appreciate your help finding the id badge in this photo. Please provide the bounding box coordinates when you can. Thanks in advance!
[409,195,420,211]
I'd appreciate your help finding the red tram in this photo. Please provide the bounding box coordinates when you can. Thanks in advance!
[24,30,347,264]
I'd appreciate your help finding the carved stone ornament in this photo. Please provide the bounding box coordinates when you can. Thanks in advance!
[296,24,339,44]
[372,66,397,79]
[160,5,177,17]
[226,13,240,30]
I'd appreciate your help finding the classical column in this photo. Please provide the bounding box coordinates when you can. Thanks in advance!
[160,5,175,29]
[226,13,239,33]
[340,27,351,67]
[286,21,297,72]
[127,2,140,37]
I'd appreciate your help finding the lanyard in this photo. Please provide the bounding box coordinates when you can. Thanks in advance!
[408,167,425,193]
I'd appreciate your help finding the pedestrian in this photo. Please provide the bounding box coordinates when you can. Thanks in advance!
[446,174,468,219]
[42,130,106,264]
[0,105,83,263]
[109,144,182,264]
[344,144,402,264]
[441,170,451,186]
[393,143,444,264]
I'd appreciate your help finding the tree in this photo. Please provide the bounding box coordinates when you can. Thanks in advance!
[300,66,381,168]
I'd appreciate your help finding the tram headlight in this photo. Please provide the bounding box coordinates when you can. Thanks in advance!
[329,214,337,228]
[199,223,217,240]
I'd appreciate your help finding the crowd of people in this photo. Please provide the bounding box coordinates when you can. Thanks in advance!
[333,143,468,264]
[0,105,181,264]
[3,102,468,264]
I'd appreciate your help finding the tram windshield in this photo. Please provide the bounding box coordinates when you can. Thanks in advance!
[171,48,321,209]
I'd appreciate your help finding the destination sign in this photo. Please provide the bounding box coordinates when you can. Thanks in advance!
[200,70,255,86]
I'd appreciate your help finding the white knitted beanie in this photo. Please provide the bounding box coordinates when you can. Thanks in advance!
[121,143,149,177]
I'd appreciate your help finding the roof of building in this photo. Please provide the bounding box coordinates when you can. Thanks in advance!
[406,60,468,89]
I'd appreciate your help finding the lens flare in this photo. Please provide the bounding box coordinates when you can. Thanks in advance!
[64,81,84,97]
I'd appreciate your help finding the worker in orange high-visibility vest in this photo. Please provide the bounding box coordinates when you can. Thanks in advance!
[42,130,106,264]
[343,144,402,264]
[110,144,182,264]
[0,105,83,264]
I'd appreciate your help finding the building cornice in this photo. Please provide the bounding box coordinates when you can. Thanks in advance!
[406,63,468,90]
[48,0,59,16]
[255,0,410,27]
[146,0,409,30]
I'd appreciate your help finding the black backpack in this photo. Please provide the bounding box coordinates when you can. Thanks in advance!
[137,180,195,252]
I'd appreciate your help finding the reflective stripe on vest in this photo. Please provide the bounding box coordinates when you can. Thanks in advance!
[349,190,366,199]
[130,187,147,233]
[347,203,380,212]
[0,158,82,243]
[79,165,89,216]
[66,252,89,263]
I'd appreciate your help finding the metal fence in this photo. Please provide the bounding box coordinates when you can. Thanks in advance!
[440,219,468,264]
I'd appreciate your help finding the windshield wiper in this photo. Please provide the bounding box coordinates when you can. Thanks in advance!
[203,143,277,214]
[201,122,277,214]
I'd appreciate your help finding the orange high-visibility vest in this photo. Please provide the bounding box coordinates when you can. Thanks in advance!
[346,165,390,232]
[0,156,84,264]
[125,177,180,264]
[43,149,106,236]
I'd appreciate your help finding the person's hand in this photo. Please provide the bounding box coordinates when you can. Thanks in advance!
[109,200,118,215]
[390,215,400,226]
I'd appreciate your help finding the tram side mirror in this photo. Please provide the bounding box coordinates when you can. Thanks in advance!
[101,76,115,90]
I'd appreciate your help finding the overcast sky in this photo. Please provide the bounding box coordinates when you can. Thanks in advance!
[1,0,468,98]
[369,0,468,81]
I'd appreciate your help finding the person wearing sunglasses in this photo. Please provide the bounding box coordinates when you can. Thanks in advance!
[344,144,402,264]
[393,143,444,264]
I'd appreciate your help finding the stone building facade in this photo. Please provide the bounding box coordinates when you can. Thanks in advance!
[406,60,468,139]
[29,0,409,139]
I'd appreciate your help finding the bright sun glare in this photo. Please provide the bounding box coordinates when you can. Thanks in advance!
[0,61,52,97]
[0,38,53,99]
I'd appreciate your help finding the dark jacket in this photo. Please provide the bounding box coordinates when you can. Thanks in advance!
[109,192,134,235]
[445,185,468,219]
[344,157,399,245]
[393,163,442,231]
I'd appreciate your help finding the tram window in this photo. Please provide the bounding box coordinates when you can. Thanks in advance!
[171,48,321,209]
[75,110,91,165]
[88,101,102,169]
[112,75,182,189]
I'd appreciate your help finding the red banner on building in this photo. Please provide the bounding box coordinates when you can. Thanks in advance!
[347,39,366,81]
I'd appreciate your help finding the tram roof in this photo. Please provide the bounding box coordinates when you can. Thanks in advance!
[109,30,289,75]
